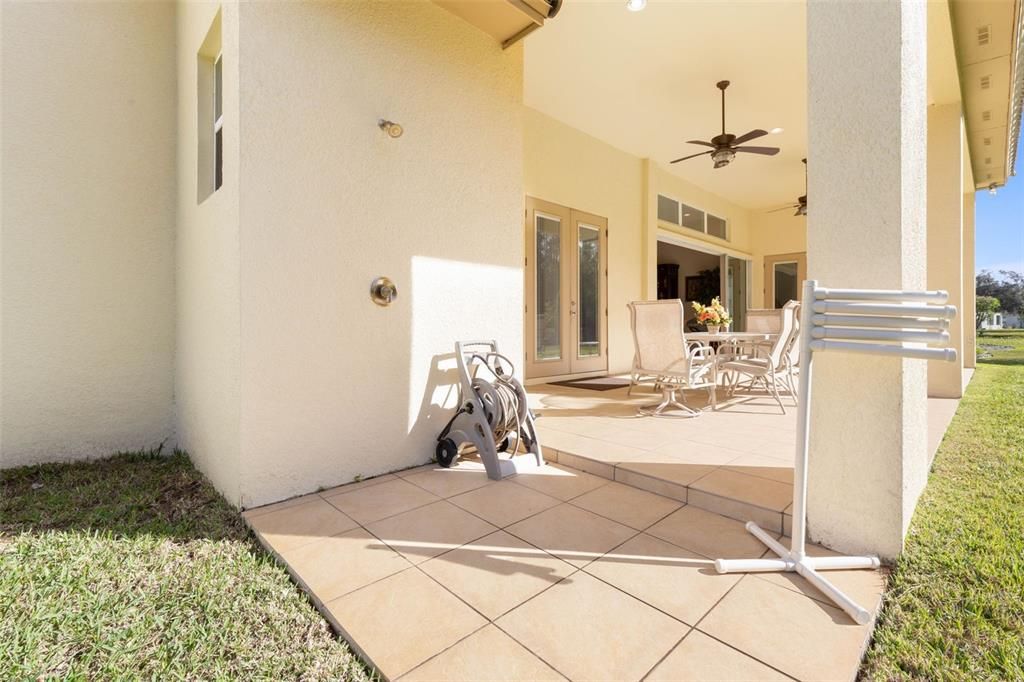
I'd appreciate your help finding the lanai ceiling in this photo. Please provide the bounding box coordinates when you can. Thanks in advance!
[524,0,807,211]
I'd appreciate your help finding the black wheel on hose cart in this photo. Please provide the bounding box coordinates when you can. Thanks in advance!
[436,439,459,468]
[497,437,510,453]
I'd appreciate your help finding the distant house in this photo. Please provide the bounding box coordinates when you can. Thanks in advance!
[981,311,1023,330]
[980,312,1005,330]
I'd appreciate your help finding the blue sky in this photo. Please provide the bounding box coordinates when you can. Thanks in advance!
[975,126,1024,276]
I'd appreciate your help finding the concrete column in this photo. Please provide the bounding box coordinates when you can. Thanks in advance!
[926,104,964,398]
[963,190,977,368]
[806,0,928,560]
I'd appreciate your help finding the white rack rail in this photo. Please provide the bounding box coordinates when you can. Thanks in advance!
[714,280,959,624]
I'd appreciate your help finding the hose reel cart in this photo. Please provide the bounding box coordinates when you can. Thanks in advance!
[436,340,544,480]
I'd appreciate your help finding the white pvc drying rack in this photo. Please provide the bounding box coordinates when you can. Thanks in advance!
[714,280,958,624]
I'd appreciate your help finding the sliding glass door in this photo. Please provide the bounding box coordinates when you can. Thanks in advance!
[726,256,749,332]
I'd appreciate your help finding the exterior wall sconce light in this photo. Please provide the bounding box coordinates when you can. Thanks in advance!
[988,183,998,195]
[378,119,403,138]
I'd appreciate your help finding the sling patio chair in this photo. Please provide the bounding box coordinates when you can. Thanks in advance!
[718,300,800,414]
[627,299,718,417]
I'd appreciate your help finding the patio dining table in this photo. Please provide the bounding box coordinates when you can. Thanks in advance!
[686,331,776,345]
[687,331,777,387]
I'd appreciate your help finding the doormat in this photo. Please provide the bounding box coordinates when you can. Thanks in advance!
[548,376,631,391]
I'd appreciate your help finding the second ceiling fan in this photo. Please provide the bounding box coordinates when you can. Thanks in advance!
[768,158,808,216]
[671,80,780,169]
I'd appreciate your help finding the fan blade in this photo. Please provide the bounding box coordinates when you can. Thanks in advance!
[734,146,780,156]
[686,140,716,148]
[669,150,713,164]
[733,129,768,145]
[767,204,798,213]
[793,207,802,216]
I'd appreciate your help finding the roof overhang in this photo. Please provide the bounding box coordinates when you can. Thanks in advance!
[951,0,1024,190]
[432,0,561,49]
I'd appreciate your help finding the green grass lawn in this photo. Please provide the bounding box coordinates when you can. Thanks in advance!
[0,451,374,680]
[861,329,1024,680]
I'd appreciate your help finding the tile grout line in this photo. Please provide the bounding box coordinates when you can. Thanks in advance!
[408,528,588,681]
[562,487,684,531]
[487,568,589,680]
[637,626,695,682]
[686,575,805,681]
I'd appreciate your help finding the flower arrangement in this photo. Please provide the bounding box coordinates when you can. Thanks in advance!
[692,297,732,330]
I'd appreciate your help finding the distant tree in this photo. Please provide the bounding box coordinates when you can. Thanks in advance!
[976,295,1001,331]
[976,270,1023,316]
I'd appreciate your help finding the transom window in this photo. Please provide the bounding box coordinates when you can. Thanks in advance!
[657,194,729,241]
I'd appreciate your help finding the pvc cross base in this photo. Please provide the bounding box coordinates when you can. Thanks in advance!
[714,521,880,625]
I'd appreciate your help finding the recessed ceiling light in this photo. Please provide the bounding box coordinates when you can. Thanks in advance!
[626,0,646,11]
[770,127,784,134]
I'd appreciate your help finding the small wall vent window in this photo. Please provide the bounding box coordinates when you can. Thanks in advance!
[679,203,704,232]
[657,194,729,241]
[657,195,679,224]
[707,214,727,239]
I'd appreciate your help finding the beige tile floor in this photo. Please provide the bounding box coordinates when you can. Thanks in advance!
[245,459,887,681]
[530,376,970,536]
[242,371,971,681]
[529,381,800,535]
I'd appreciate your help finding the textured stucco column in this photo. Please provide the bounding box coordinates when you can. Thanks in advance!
[926,104,964,398]
[806,0,928,559]
[962,190,977,367]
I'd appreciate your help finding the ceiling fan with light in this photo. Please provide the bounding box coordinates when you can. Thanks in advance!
[671,80,780,169]
[768,158,808,216]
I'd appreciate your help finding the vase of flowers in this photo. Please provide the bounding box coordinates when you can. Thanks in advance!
[692,297,732,334]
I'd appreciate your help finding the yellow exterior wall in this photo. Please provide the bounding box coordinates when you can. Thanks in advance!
[749,211,808,308]
[524,108,644,374]
[525,108,793,374]
[1,2,177,467]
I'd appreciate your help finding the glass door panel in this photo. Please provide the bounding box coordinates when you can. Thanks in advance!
[535,214,562,361]
[569,212,607,374]
[525,198,571,378]
[577,224,601,359]
[727,256,749,332]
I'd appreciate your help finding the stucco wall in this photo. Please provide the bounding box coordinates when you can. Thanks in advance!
[1,2,176,467]
[236,1,525,507]
[806,0,928,559]
[174,2,242,503]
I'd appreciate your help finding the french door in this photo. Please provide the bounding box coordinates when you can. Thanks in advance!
[764,252,807,308]
[524,197,608,379]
